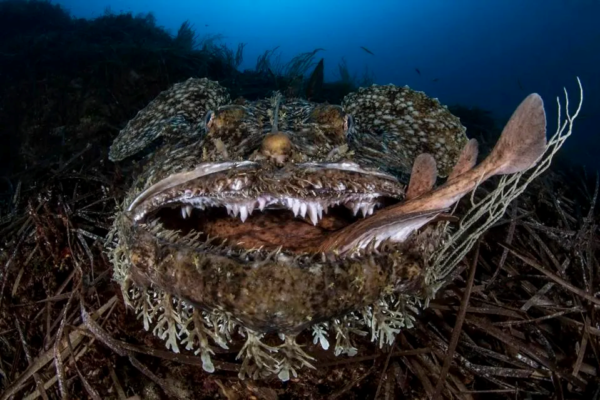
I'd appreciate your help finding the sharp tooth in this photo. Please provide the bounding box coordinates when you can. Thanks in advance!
[185,205,193,218]
[232,204,240,217]
[226,204,234,216]
[352,202,361,216]
[258,197,266,211]
[181,207,188,219]
[292,199,300,217]
[317,203,323,220]
[247,201,255,216]
[360,203,370,217]
[300,202,307,218]
[367,205,375,215]
[240,206,248,222]
[308,203,318,225]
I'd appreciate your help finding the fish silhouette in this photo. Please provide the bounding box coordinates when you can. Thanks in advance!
[360,46,375,56]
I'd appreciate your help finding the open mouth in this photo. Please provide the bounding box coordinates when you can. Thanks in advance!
[128,161,406,254]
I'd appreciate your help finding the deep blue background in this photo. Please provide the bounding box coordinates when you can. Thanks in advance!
[55,0,599,169]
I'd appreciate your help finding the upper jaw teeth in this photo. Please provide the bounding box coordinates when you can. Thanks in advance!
[181,205,193,219]
[347,201,375,217]
[175,195,379,225]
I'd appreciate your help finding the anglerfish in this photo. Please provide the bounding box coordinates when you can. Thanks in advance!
[107,78,546,380]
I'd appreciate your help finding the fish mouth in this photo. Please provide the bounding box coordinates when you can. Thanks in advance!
[127,161,406,254]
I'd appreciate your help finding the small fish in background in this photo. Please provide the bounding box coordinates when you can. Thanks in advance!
[360,46,375,56]
[415,68,421,76]
[517,79,524,91]
[432,78,439,82]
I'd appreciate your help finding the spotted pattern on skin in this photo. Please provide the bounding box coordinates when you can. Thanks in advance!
[343,84,468,177]
[109,78,230,161]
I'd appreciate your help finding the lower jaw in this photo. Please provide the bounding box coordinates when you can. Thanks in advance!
[125,225,426,334]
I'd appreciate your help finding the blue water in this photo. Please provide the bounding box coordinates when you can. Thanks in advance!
[56,0,600,169]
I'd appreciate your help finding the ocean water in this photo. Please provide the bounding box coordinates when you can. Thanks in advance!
[54,0,599,170]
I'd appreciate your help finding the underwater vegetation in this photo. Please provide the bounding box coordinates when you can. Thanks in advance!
[0,1,598,399]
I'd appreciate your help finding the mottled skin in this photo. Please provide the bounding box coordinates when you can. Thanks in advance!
[110,77,471,335]
[343,85,468,176]
[124,224,428,333]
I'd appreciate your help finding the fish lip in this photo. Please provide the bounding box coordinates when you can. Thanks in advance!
[295,162,401,181]
[126,161,405,223]
[127,161,257,212]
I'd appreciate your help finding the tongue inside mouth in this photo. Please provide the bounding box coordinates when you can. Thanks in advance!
[143,195,400,253]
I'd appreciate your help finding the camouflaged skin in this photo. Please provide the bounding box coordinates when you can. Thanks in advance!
[343,84,467,177]
[123,221,430,333]
[109,77,467,342]
[109,79,468,176]
[109,78,230,162]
